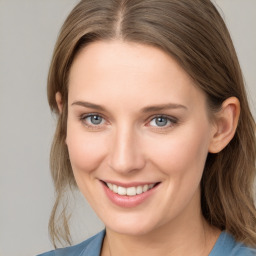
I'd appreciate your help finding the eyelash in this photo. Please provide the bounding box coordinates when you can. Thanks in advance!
[79,113,178,130]
[147,115,178,129]
[80,113,106,130]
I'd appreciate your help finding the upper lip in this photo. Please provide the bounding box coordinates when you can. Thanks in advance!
[101,180,160,188]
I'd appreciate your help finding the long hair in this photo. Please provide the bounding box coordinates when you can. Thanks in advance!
[47,0,256,247]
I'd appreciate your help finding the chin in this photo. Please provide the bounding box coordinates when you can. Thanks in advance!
[108,225,154,236]
[104,215,161,236]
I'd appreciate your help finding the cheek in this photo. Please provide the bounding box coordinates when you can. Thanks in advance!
[145,125,211,220]
[147,124,210,178]
[66,125,107,174]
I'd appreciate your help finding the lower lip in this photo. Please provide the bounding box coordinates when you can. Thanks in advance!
[101,182,159,208]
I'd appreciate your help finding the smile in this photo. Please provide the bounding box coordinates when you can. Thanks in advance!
[101,181,161,208]
[106,182,157,196]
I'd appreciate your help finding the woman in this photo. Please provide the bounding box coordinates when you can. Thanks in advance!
[39,0,256,255]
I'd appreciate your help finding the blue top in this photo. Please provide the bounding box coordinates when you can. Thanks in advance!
[38,230,256,256]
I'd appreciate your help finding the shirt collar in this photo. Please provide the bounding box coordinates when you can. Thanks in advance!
[80,230,106,256]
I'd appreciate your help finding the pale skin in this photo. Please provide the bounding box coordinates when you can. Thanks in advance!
[56,41,240,256]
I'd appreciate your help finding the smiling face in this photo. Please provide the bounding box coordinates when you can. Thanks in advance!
[65,41,215,236]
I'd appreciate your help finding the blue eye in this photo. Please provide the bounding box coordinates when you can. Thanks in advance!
[82,114,105,126]
[149,116,174,127]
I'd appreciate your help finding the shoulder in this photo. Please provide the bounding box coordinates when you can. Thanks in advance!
[210,231,256,256]
[37,230,105,256]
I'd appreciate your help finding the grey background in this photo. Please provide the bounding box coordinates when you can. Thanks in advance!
[0,1,255,256]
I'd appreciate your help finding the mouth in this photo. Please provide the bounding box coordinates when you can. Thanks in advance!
[100,180,161,208]
[101,181,160,196]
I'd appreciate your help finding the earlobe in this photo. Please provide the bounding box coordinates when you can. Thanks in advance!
[208,97,240,153]
[55,92,63,114]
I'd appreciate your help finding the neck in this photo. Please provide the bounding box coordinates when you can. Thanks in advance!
[101,192,220,256]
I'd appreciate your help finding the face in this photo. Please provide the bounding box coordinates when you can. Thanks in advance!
[65,41,215,236]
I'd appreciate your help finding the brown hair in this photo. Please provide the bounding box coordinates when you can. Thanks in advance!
[47,0,256,248]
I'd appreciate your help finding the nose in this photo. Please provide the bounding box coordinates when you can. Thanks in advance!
[108,126,146,174]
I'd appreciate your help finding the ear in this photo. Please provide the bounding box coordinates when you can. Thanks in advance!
[55,92,63,114]
[208,97,240,153]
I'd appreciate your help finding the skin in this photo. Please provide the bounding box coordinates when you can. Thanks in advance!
[56,41,240,256]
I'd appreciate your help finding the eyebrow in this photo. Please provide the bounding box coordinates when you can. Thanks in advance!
[141,103,187,113]
[71,101,107,111]
[71,101,187,112]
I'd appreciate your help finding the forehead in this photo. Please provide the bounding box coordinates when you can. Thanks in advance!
[69,40,192,84]
[68,40,206,111]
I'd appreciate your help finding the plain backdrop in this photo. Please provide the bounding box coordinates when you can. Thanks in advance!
[0,1,255,256]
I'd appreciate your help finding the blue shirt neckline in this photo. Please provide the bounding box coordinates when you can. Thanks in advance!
[38,229,256,256]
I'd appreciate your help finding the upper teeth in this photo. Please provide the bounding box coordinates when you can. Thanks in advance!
[107,183,155,196]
